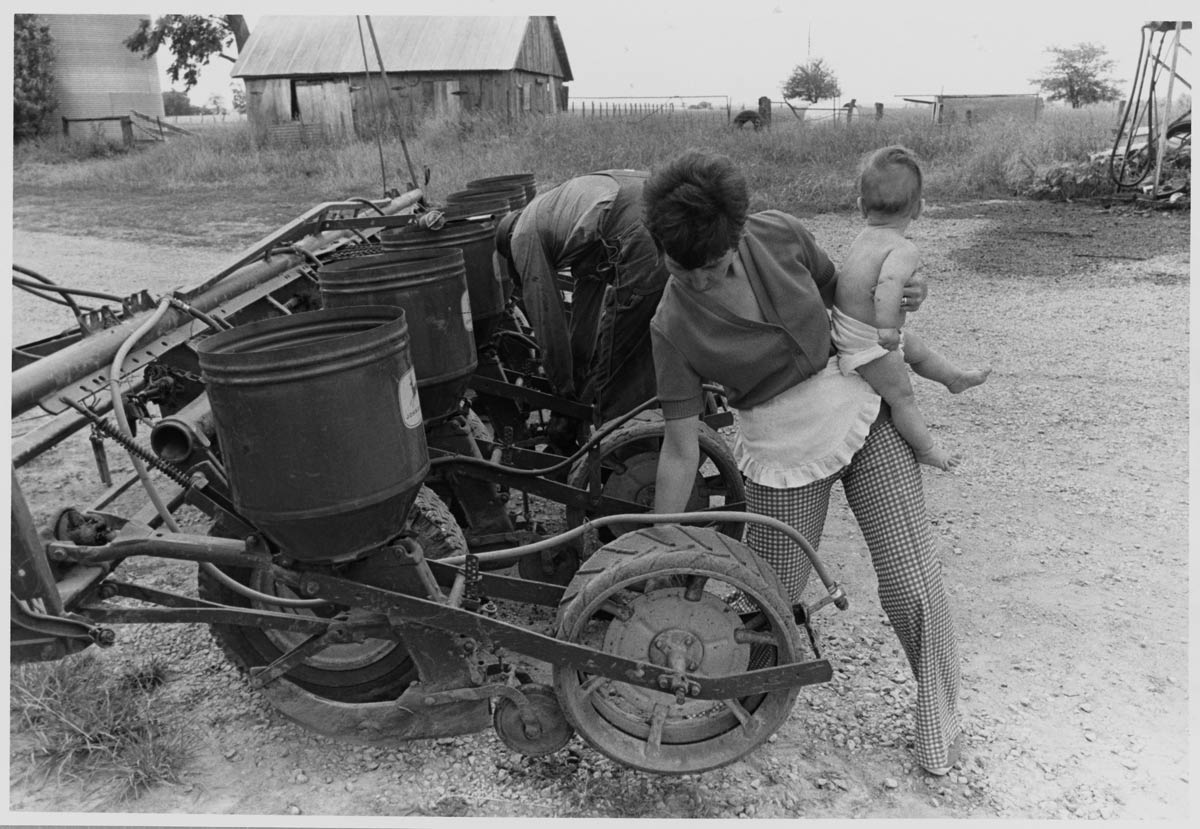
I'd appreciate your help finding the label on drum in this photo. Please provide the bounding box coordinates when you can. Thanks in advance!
[461,289,473,330]
[491,251,506,284]
[398,366,422,429]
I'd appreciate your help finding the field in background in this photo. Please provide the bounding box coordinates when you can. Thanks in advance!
[13,105,1123,221]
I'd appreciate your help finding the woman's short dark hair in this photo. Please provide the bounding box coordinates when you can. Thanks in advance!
[643,149,749,270]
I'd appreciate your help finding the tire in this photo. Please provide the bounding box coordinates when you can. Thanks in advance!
[565,410,745,549]
[198,485,466,702]
[553,525,802,774]
[733,110,764,130]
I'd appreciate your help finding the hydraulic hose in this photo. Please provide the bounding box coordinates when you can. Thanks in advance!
[438,510,848,611]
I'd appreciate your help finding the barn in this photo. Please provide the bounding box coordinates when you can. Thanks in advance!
[38,13,166,142]
[231,15,573,145]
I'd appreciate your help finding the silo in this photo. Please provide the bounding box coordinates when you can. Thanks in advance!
[40,13,166,142]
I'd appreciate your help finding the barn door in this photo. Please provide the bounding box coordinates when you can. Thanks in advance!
[294,80,354,139]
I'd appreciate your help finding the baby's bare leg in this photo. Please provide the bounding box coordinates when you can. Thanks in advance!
[903,333,991,394]
[857,352,960,471]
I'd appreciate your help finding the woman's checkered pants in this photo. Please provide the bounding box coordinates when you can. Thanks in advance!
[744,416,961,772]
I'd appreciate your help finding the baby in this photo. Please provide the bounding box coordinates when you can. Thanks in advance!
[832,145,990,470]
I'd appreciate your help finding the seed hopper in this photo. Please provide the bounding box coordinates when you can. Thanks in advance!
[11,186,850,774]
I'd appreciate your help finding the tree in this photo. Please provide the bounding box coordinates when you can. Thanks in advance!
[231,85,247,115]
[162,90,199,117]
[13,13,58,140]
[781,58,841,104]
[125,15,250,91]
[1031,43,1122,109]
[205,93,227,115]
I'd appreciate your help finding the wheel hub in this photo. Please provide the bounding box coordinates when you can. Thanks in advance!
[601,588,747,717]
[601,452,711,535]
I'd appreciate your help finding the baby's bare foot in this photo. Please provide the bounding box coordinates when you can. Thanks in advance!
[915,445,961,471]
[948,367,992,394]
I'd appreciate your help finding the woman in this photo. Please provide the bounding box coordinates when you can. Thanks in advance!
[644,149,961,776]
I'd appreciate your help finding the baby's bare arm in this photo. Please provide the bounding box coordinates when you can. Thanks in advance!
[874,243,920,330]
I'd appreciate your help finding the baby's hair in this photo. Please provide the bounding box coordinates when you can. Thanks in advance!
[859,145,923,216]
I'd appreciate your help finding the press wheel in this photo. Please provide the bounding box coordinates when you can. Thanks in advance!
[553,524,802,774]
[566,410,746,546]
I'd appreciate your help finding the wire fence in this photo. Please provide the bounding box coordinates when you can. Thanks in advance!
[566,96,733,123]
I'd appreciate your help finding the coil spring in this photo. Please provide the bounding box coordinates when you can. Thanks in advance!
[60,397,192,488]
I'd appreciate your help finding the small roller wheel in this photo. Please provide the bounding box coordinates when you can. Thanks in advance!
[553,525,802,775]
[492,683,576,757]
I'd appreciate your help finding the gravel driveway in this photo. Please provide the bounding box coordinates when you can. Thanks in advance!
[7,197,1190,820]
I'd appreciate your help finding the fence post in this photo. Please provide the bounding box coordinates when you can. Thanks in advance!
[120,116,133,146]
[875,102,883,121]
[757,96,772,129]
[62,117,70,136]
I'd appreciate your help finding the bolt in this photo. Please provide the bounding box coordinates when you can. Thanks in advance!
[658,675,672,689]
[424,697,437,706]
[98,582,118,599]
[675,688,687,706]
[687,660,699,671]
[302,581,320,596]
[683,635,694,647]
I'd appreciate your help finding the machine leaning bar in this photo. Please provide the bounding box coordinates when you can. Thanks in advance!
[11,189,848,775]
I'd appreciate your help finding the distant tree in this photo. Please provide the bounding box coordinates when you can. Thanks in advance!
[13,13,58,141]
[125,15,250,91]
[1031,43,1122,109]
[162,90,199,117]
[205,93,227,115]
[781,58,841,104]
[231,85,247,115]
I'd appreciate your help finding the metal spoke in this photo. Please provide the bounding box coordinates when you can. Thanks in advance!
[579,674,609,698]
[683,575,708,601]
[734,628,777,646]
[645,703,669,759]
[720,697,760,735]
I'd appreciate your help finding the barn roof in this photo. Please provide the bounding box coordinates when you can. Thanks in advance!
[232,15,572,80]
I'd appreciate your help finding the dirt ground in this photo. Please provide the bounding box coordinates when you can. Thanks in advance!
[6,197,1192,822]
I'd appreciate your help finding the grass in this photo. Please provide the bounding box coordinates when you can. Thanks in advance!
[9,651,192,807]
[13,105,1121,219]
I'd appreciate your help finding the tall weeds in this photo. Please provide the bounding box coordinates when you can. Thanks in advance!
[13,106,1118,213]
[9,652,191,806]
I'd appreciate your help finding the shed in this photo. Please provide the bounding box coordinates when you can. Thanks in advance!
[38,14,166,142]
[231,15,573,144]
[902,94,1043,125]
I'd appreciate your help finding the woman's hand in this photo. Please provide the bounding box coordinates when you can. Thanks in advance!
[900,272,928,313]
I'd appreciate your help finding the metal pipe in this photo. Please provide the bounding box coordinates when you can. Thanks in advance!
[12,191,423,417]
[150,394,214,463]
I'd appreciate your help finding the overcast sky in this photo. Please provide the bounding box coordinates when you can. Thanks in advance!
[140,1,1191,111]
